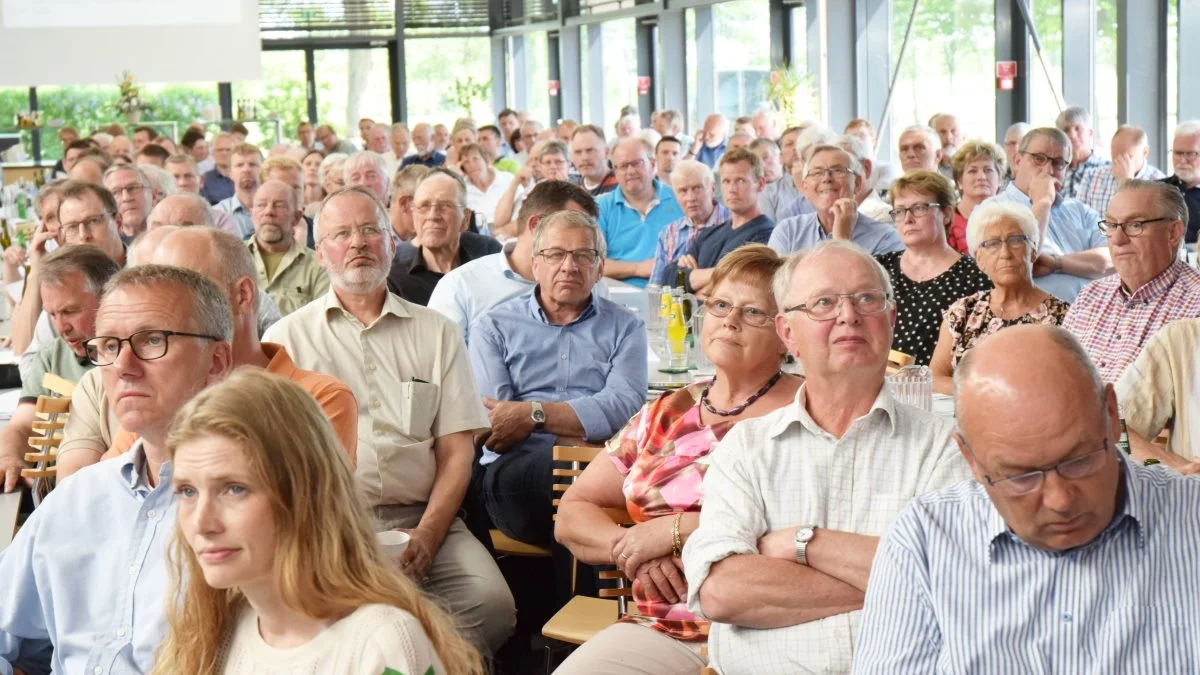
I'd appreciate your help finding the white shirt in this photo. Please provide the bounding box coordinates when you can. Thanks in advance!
[379,150,401,177]
[465,169,514,224]
[858,191,893,223]
[683,383,969,674]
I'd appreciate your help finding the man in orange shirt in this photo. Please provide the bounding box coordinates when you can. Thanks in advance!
[55,226,357,479]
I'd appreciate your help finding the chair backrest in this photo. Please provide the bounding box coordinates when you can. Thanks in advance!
[887,349,914,374]
[21,384,73,505]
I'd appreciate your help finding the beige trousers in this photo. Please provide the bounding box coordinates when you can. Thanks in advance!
[552,621,707,675]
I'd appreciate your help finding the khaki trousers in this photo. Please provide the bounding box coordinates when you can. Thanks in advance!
[552,621,707,675]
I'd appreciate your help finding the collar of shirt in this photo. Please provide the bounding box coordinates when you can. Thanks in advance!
[527,286,599,326]
[613,178,672,213]
[1120,259,1188,302]
[498,241,526,282]
[1162,174,1200,193]
[766,380,898,439]
[1001,180,1064,209]
[407,243,463,274]
[117,439,172,498]
[321,288,412,326]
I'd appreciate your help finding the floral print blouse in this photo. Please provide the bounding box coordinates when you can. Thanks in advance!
[946,290,1071,367]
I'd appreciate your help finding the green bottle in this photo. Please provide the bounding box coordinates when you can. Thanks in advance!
[1117,418,1132,455]
[1143,458,1161,466]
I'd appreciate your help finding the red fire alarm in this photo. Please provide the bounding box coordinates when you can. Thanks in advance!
[637,76,651,96]
[548,80,560,97]
[996,61,1017,91]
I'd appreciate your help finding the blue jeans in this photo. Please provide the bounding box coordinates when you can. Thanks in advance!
[480,446,555,546]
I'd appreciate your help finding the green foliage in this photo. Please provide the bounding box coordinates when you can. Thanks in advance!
[448,75,491,115]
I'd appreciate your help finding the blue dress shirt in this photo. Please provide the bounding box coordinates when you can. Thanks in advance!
[400,152,447,169]
[596,179,684,288]
[982,183,1106,303]
[199,168,234,205]
[774,193,816,221]
[854,457,1200,674]
[768,211,903,256]
[214,193,254,239]
[0,442,175,675]
[694,141,727,169]
[468,289,648,465]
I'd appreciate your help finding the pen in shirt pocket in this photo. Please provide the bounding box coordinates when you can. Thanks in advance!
[410,376,430,384]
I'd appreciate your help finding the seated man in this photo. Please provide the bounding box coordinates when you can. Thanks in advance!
[427,179,602,344]
[162,154,241,235]
[683,240,967,674]
[102,164,156,242]
[854,325,1200,672]
[1077,124,1165,215]
[1114,317,1200,470]
[388,165,431,243]
[982,127,1111,303]
[248,179,329,315]
[596,137,684,287]
[668,148,774,294]
[469,210,647,546]
[0,246,119,492]
[649,160,730,286]
[1063,179,1200,382]
[265,185,515,656]
[0,265,234,674]
[214,142,263,239]
[387,169,502,306]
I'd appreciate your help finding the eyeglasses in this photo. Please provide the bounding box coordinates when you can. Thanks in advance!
[109,183,147,197]
[806,167,855,181]
[1171,150,1200,162]
[977,234,1030,252]
[322,225,385,244]
[1021,151,1069,172]
[888,202,942,220]
[967,437,1111,496]
[61,213,113,240]
[1097,217,1173,238]
[700,298,774,327]
[613,160,647,173]
[782,289,891,321]
[84,329,221,366]
[535,247,601,266]
[412,201,461,216]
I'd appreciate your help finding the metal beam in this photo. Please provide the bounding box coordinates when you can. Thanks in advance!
[1117,0,1167,164]
[511,36,529,111]
[1181,0,1200,121]
[218,83,233,122]
[393,0,406,122]
[856,0,890,157]
[548,32,563,124]
[659,9,688,114]
[995,0,1031,142]
[694,6,718,118]
[807,0,826,123]
[635,19,655,126]
[305,48,318,123]
[587,24,606,126]
[491,38,508,115]
[1061,0,1096,112]
[769,0,794,68]
[560,27,584,121]
[824,0,855,127]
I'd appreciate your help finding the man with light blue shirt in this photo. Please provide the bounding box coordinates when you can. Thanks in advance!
[768,144,902,256]
[213,142,262,239]
[427,180,602,343]
[0,265,233,675]
[982,127,1111,303]
[469,210,647,546]
[596,137,684,288]
[854,325,1200,673]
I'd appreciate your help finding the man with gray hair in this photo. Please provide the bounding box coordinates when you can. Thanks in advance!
[650,159,731,285]
[836,134,893,222]
[102,164,157,242]
[897,125,942,173]
[1002,122,1032,183]
[1161,119,1200,243]
[1057,105,1111,199]
[759,127,805,221]
[684,240,967,674]
[469,209,647,546]
[855,324,1200,672]
[344,150,390,204]
[691,113,730,168]
[930,113,965,178]
[1076,125,1165,214]
[249,179,329,315]
[400,123,446,169]
[0,264,234,674]
[381,122,411,175]
[775,126,841,222]
[388,164,430,243]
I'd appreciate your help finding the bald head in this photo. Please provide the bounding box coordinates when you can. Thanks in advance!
[147,193,214,229]
[128,225,181,266]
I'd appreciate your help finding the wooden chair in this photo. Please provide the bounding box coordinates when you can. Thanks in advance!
[20,383,72,506]
[490,528,551,557]
[887,349,915,374]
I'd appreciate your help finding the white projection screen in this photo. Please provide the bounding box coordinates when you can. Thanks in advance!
[0,0,261,86]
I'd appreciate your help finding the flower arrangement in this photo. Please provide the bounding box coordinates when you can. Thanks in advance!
[114,70,149,121]
[764,65,817,126]
[14,111,42,129]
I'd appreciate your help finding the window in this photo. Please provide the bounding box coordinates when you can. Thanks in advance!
[0,87,30,161]
[312,48,393,140]
[405,37,493,127]
[233,51,308,146]
[1095,0,1118,146]
[524,32,551,126]
[685,9,698,132]
[714,0,770,119]
[1028,0,1064,131]
[1167,0,1179,137]
[600,20,638,133]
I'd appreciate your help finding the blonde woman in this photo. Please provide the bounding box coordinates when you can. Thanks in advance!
[307,152,348,217]
[949,141,1006,254]
[155,369,484,675]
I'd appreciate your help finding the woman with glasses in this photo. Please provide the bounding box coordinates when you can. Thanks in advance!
[307,153,347,218]
[154,369,484,675]
[949,141,1007,254]
[553,245,802,675]
[929,202,1070,394]
[878,170,992,365]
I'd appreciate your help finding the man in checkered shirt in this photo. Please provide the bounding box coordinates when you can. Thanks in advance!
[1058,106,1111,201]
[1076,125,1166,215]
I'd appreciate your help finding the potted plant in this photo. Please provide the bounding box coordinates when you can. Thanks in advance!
[114,70,150,124]
[764,65,817,126]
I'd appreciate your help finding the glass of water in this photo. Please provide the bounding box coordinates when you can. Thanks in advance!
[887,365,933,412]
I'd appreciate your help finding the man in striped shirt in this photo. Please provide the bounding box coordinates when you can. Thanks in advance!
[855,325,1200,673]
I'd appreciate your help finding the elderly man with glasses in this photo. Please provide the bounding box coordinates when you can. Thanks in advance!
[1061,179,1200,383]
[1160,120,1200,243]
[854,324,1200,673]
[595,137,683,287]
[682,240,967,674]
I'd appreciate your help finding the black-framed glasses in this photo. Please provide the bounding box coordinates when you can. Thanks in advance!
[61,213,113,240]
[782,289,891,321]
[535,247,601,266]
[700,298,775,327]
[1097,217,1173,238]
[805,167,855,181]
[977,234,1030,252]
[1021,151,1069,172]
[964,437,1111,497]
[1171,150,1200,162]
[888,202,942,220]
[84,329,222,366]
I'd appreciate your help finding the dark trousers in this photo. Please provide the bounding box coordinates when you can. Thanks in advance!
[480,447,555,546]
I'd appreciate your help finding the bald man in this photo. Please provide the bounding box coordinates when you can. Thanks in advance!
[146,193,215,229]
[1076,125,1167,214]
[855,325,1200,672]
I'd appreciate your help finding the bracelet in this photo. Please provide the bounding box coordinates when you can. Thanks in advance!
[1052,254,1064,274]
[671,513,683,557]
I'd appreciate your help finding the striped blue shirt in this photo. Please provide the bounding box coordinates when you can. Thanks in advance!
[853,457,1200,674]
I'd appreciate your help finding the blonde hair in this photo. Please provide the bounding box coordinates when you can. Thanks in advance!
[950,140,1006,184]
[888,169,958,209]
[154,369,484,675]
[709,243,784,312]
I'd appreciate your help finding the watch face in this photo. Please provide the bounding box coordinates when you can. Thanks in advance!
[532,410,546,423]
[796,527,814,543]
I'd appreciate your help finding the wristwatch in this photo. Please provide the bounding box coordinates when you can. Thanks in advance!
[794,525,817,565]
[530,401,546,431]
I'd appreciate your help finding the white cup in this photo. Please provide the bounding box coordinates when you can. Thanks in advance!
[376,530,410,563]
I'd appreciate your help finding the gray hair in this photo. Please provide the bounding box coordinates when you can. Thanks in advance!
[749,137,781,155]
[102,163,151,191]
[1018,127,1072,163]
[965,202,1040,258]
[540,139,570,159]
[342,150,389,184]
[1116,179,1190,231]
[139,164,177,199]
[803,144,863,190]
[772,240,894,310]
[40,244,122,296]
[1004,122,1031,144]
[1174,120,1200,139]
[669,159,715,187]
[414,168,468,210]
[151,193,215,228]
[318,152,348,186]
[1113,124,1148,147]
[104,264,233,343]
[836,133,874,163]
[1055,105,1092,130]
[531,210,608,259]
[35,179,67,218]
[899,125,940,151]
[795,126,838,164]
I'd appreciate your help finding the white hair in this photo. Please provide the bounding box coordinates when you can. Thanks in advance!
[91,132,113,146]
[668,159,714,187]
[803,144,863,192]
[319,152,348,186]
[1174,120,1200,139]
[1004,122,1032,143]
[795,125,837,160]
[342,151,389,183]
[836,133,874,162]
[138,164,177,200]
[772,239,894,310]
[899,125,940,150]
[965,202,1040,258]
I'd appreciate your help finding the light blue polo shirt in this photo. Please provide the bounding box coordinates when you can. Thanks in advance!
[596,179,683,288]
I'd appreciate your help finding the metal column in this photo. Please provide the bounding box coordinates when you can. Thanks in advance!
[512,36,529,111]
[305,48,319,123]
[659,9,688,115]
[491,38,508,116]
[636,19,655,126]
[393,0,407,122]
[587,24,606,127]
[1117,0,1167,164]
[995,0,1031,143]
[824,0,856,128]
[560,27,584,122]
[855,0,891,156]
[1181,0,1200,120]
[1061,0,1096,111]
[694,6,718,119]
[548,32,563,124]
[769,0,794,68]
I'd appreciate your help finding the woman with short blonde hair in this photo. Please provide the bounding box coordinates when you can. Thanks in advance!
[155,369,483,675]
[948,141,1006,254]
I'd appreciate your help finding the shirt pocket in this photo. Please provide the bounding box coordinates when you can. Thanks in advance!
[1098,605,1196,671]
[395,381,440,439]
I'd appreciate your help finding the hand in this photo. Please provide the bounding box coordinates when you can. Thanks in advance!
[756,527,800,562]
[1,453,25,493]
[1111,153,1136,181]
[1028,173,1058,207]
[692,130,707,149]
[516,162,536,187]
[28,219,54,266]
[482,397,535,454]
[634,259,655,278]
[631,556,688,604]
[830,198,858,239]
[676,254,698,270]
[2,245,25,272]
[611,517,675,577]
[1032,252,1059,278]
[396,526,442,581]
[1176,461,1200,475]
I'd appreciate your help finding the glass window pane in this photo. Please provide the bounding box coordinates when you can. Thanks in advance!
[313,48,392,146]
[714,0,770,119]
[581,27,591,123]
[1029,0,1064,131]
[406,37,493,127]
[524,32,550,126]
[233,51,308,146]
[685,9,698,132]
[1095,0,1118,146]
[601,20,637,133]
[0,87,30,160]
[1167,0,1179,135]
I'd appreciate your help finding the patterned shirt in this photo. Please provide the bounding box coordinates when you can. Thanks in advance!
[854,458,1200,674]
[683,384,969,674]
[1062,260,1200,382]
[1115,317,1200,460]
[945,290,1070,367]
[1077,162,1166,215]
[1063,151,1111,201]
[649,201,731,286]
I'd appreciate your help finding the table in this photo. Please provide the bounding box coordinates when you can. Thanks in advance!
[0,490,19,550]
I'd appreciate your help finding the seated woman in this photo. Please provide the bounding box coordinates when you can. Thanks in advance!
[155,369,483,675]
[306,153,348,218]
[553,244,803,675]
[930,202,1070,394]
[948,140,1006,255]
[877,170,992,365]
[459,142,514,226]
[301,150,325,208]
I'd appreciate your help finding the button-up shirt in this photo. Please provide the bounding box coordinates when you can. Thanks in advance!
[263,290,488,507]
[468,290,647,466]
[1063,259,1200,382]
[1077,162,1166,214]
[247,238,330,316]
[649,201,731,286]
[1116,317,1200,460]
[426,242,609,344]
[1161,175,1200,243]
[694,140,727,169]
[1063,151,1111,200]
[775,194,816,222]
[983,183,1106,302]
[758,177,802,222]
[0,441,175,675]
[670,215,775,292]
[854,457,1200,674]
[683,385,968,674]
[199,168,234,205]
[768,211,903,256]
[214,193,254,239]
[386,232,504,306]
[596,179,684,288]
[400,151,447,169]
